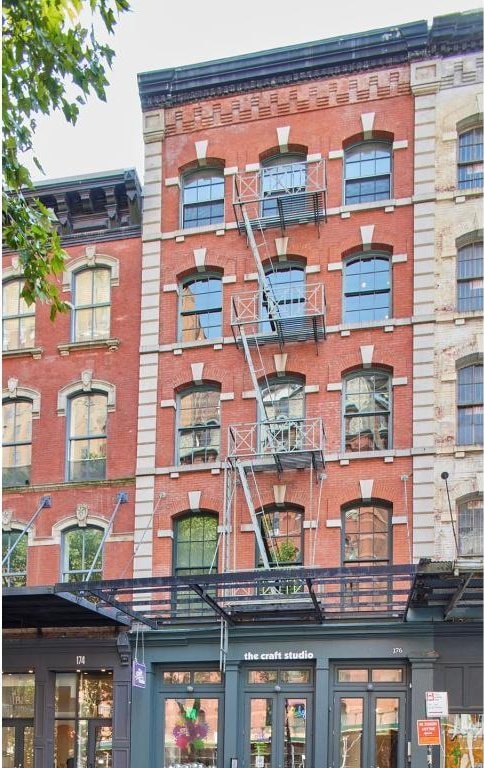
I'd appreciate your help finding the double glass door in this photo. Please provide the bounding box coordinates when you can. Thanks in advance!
[2,720,34,768]
[246,692,311,768]
[333,692,406,768]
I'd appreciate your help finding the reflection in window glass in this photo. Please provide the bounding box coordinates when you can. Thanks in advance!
[281,670,311,684]
[178,388,221,464]
[182,170,224,228]
[259,377,305,453]
[2,279,35,351]
[458,497,483,557]
[344,143,391,204]
[256,507,303,568]
[73,268,111,342]
[62,526,104,582]
[375,698,399,768]
[2,531,28,586]
[68,393,107,481]
[372,669,403,683]
[180,276,222,342]
[164,698,218,768]
[340,698,363,768]
[250,699,272,768]
[261,154,307,217]
[344,255,391,323]
[338,669,369,683]
[344,371,390,452]
[2,674,35,718]
[2,400,32,488]
[193,671,222,684]
[457,242,483,312]
[163,671,191,685]
[442,714,483,768]
[248,670,278,684]
[457,364,483,445]
[458,127,483,190]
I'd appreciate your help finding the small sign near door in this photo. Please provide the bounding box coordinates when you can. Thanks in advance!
[425,691,448,718]
[417,719,441,746]
[132,660,146,688]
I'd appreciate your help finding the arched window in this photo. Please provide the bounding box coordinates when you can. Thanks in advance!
[256,506,303,568]
[182,168,224,228]
[457,240,483,312]
[62,525,104,581]
[2,279,35,351]
[261,153,307,217]
[344,142,391,204]
[72,267,111,342]
[457,363,483,445]
[343,371,391,452]
[177,386,221,465]
[342,503,392,565]
[179,274,222,342]
[67,393,107,481]
[2,530,28,586]
[458,126,483,190]
[174,513,218,577]
[2,399,32,487]
[259,375,305,453]
[343,253,391,323]
[458,496,483,557]
[261,262,306,333]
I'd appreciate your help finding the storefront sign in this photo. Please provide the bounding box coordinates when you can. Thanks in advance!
[243,649,314,661]
[417,719,441,746]
[132,661,146,689]
[425,691,449,718]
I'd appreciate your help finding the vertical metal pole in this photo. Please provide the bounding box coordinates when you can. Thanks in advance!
[2,495,52,566]
[427,745,433,768]
[85,491,128,581]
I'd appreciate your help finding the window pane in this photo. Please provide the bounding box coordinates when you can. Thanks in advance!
[442,714,484,768]
[372,669,403,682]
[248,670,278,684]
[73,269,111,341]
[164,698,218,767]
[183,171,224,228]
[338,669,369,682]
[344,506,390,562]
[280,670,311,684]
[175,515,218,576]
[2,674,35,717]
[458,497,483,556]
[2,531,28,586]
[163,671,191,685]
[257,508,303,567]
[375,698,399,768]
[2,281,35,350]
[340,698,363,768]
[178,389,220,464]
[63,527,103,581]
[344,372,390,452]
[78,672,113,718]
[180,277,222,341]
[250,699,272,768]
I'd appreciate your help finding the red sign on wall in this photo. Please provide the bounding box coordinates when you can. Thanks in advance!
[417,719,441,746]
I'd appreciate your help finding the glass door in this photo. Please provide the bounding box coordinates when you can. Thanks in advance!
[87,719,112,768]
[2,721,34,768]
[334,692,406,768]
[246,693,311,768]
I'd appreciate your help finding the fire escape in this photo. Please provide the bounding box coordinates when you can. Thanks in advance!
[222,159,327,574]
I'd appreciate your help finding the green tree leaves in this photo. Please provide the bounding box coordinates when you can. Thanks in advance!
[2,0,130,315]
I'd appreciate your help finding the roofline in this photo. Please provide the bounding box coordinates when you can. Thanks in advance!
[29,167,142,196]
[138,10,483,110]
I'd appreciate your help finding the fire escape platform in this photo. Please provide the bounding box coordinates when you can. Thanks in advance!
[228,417,325,473]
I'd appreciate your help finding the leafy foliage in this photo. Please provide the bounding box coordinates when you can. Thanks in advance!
[2,0,130,317]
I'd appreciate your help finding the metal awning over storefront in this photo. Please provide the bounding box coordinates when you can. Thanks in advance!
[3,585,131,629]
[3,561,481,631]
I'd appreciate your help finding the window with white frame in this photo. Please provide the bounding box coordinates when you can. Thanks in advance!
[261,153,307,217]
[2,279,35,351]
[2,530,28,586]
[457,240,483,312]
[67,393,107,481]
[458,496,483,557]
[2,399,32,487]
[343,370,391,452]
[458,125,483,190]
[72,267,111,342]
[182,168,224,229]
[457,362,483,445]
[62,525,104,581]
[343,253,391,323]
[179,275,222,342]
[259,375,305,453]
[177,386,221,465]
[344,142,391,204]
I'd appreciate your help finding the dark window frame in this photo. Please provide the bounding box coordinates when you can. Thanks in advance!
[457,240,483,312]
[343,370,391,453]
[181,168,225,229]
[61,525,104,582]
[341,502,393,566]
[67,392,108,482]
[261,152,307,217]
[255,504,304,568]
[458,126,483,190]
[176,385,221,465]
[178,274,223,342]
[343,253,391,324]
[344,142,392,205]
[457,363,483,445]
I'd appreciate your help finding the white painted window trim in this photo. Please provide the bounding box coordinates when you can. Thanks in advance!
[3,386,41,417]
[62,253,120,291]
[51,515,109,545]
[57,379,116,415]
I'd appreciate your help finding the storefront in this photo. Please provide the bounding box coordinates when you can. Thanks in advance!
[2,588,132,768]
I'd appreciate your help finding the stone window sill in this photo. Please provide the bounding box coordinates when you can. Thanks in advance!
[58,338,120,355]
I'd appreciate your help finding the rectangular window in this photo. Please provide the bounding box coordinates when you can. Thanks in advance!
[458,127,483,190]
[73,268,111,342]
[164,698,219,767]
[457,242,483,312]
[442,714,483,768]
[457,365,483,445]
